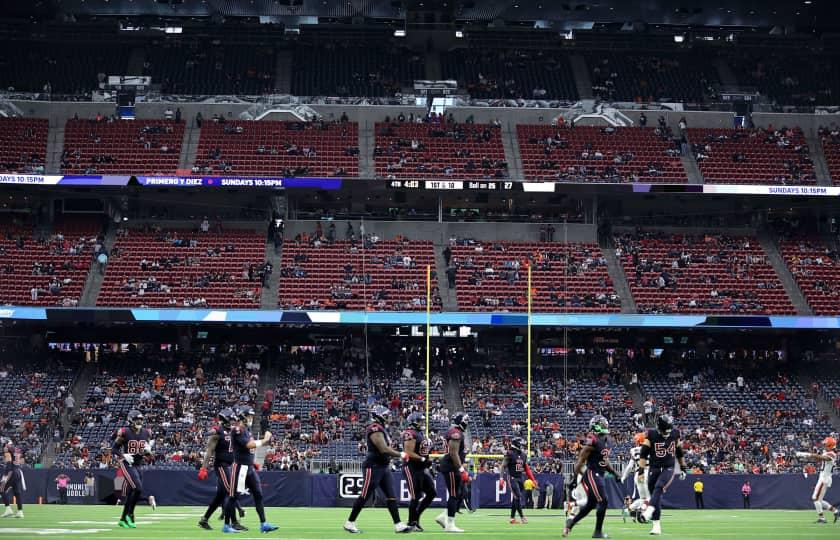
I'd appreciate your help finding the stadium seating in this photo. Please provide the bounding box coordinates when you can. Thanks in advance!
[818,126,840,184]
[266,348,446,464]
[450,241,620,312]
[0,214,103,307]
[640,368,832,473]
[0,40,131,95]
[614,231,795,314]
[0,353,77,465]
[0,117,49,174]
[144,41,275,95]
[61,119,184,175]
[687,127,815,184]
[374,120,508,179]
[96,226,267,308]
[278,239,441,311]
[55,348,261,469]
[516,125,686,183]
[726,50,840,107]
[587,52,719,103]
[462,364,633,470]
[778,236,840,315]
[193,120,358,177]
[441,48,578,101]
[291,40,423,97]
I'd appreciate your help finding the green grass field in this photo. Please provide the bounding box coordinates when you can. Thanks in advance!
[0,506,838,539]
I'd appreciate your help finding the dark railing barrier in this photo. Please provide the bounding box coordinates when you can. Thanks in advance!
[27,468,824,510]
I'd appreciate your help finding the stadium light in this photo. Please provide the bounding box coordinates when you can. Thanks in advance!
[674,34,685,43]
[455,30,464,38]
[394,29,406,37]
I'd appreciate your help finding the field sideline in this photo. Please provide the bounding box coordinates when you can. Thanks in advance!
[0,506,838,539]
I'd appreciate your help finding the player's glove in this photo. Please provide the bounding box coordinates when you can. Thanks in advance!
[499,478,506,490]
[678,471,687,481]
[122,454,134,465]
[459,467,470,483]
[197,467,208,481]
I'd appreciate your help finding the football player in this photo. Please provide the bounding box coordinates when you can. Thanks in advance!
[562,415,618,539]
[402,411,436,531]
[620,432,650,521]
[224,405,279,534]
[343,405,411,534]
[198,408,245,531]
[112,410,153,529]
[435,413,470,533]
[0,440,24,518]
[796,436,839,524]
[500,436,538,524]
[639,414,687,536]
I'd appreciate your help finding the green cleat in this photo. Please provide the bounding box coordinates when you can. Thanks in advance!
[125,515,137,529]
[119,520,132,529]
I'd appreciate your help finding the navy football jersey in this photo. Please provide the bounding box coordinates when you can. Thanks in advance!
[402,427,432,470]
[645,428,681,468]
[231,425,256,465]
[3,443,21,471]
[584,433,611,475]
[116,427,153,464]
[506,449,527,478]
[364,422,392,467]
[439,427,466,472]
[212,425,234,465]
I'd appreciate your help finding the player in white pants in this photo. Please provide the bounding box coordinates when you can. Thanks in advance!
[620,433,651,522]
[796,436,838,524]
[565,472,586,518]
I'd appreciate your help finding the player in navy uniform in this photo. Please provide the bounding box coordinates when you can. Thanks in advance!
[344,405,411,534]
[112,410,153,529]
[435,412,470,533]
[638,414,687,535]
[224,405,278,534]
[402,411,436,531]
[198,408,245,530]
[500,436,538,524]
[563,415,619,539]
[0,440,24,518]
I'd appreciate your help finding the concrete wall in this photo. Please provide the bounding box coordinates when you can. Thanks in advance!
[285,219,596,244]
[16,99,836,135]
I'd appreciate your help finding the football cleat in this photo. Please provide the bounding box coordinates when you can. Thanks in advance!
[562,518,573,537]
[521,517,528,524]
[13,511,22,519]
[510,519,520,524]
[816,517,827,524]
[118,520,131,529]
[198,518,212,530]
[124,515,136,528]
[412,522,424,532]
[435,513,447,529]
[260,522,279,533]
[394,522,411,533]
[649,520,662,535]
[444,520,464,533]
[592,533,609,539]
[222,524,241,534]
[343,520,361,534]
[232,523,248,532]
[1,508,12,518]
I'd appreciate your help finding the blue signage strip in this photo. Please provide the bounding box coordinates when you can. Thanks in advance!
[1,306,839,328]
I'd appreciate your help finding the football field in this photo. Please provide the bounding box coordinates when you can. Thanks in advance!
[0,506,838,539]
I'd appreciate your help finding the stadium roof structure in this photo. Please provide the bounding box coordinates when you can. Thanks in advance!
[7,0,838,30]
